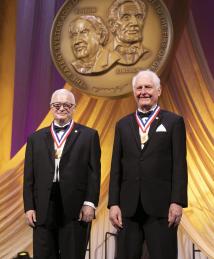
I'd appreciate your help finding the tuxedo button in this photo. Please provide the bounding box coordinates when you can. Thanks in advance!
[135,177,140,181]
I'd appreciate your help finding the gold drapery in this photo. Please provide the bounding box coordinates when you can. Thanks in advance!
[0,1,214,259]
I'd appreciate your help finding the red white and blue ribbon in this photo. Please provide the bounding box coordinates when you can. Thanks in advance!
[50,120,74,148]
[135,106,160,133]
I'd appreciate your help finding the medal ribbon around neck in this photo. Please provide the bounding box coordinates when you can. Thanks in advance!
[51,120,74,148]
[135,106,160,133]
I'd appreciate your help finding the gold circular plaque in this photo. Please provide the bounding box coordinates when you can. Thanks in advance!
[50,0,173,97]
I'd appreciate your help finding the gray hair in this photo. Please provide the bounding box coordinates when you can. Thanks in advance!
[50,89,76,105]
[108,0,146,34]
[132,70,161,89]
[68,15,109,46]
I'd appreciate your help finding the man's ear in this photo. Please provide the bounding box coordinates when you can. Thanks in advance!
[108,19,116,33]
[99,31,108,46]
[158,86,162,96]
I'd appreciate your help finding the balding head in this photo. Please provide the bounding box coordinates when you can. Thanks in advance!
[50,89,75,105]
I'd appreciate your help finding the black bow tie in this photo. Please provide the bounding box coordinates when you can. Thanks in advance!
[54,124,70,133]
[137,110,152,118]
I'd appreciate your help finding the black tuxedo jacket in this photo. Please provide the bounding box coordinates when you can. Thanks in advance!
[23,123,101,225]
[108,110,188,218]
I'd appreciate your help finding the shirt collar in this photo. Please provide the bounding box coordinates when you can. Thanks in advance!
[137,104,158,113]
[53,120,71,127]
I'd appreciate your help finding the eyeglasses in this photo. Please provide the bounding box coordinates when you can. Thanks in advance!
[50,102,75,110]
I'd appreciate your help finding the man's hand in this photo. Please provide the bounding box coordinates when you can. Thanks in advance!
[109,205,123,229]
[168,203,183,227]
[79,205,95,223]
[25,210,36,227]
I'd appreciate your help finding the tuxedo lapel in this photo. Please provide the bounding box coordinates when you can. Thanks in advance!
[44,128,55,164]
[129,114,141,151]
[62,123,80,157]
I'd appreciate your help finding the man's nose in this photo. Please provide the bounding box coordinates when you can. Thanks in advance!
[74,34,83,44]
[140,87,146,94]
[59,104,65,110]
[129,15,138,25]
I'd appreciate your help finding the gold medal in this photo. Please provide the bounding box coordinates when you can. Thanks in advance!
[140,132,149,144]
[54,149,62,159]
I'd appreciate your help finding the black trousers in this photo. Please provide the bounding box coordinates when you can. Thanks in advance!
[117,202,178,259]
[33,183,90,259]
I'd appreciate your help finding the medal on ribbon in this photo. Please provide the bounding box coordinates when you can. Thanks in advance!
[135,106,160,144]
[50,121,74,157]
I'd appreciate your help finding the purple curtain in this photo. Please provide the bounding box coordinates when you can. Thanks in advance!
[11,0,65,157]
[192,0,214,77]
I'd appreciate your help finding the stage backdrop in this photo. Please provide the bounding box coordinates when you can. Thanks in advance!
[0,0,213,258]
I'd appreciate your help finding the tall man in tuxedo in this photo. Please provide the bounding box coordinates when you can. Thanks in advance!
[108,70,188,259]
[23,89,101,259]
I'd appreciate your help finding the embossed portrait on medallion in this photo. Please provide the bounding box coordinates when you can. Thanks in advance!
[50,0,173,97]
[108,0,150,65]
[68,15,120,74]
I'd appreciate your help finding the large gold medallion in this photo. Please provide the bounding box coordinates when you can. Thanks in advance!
[50,0,173,97]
